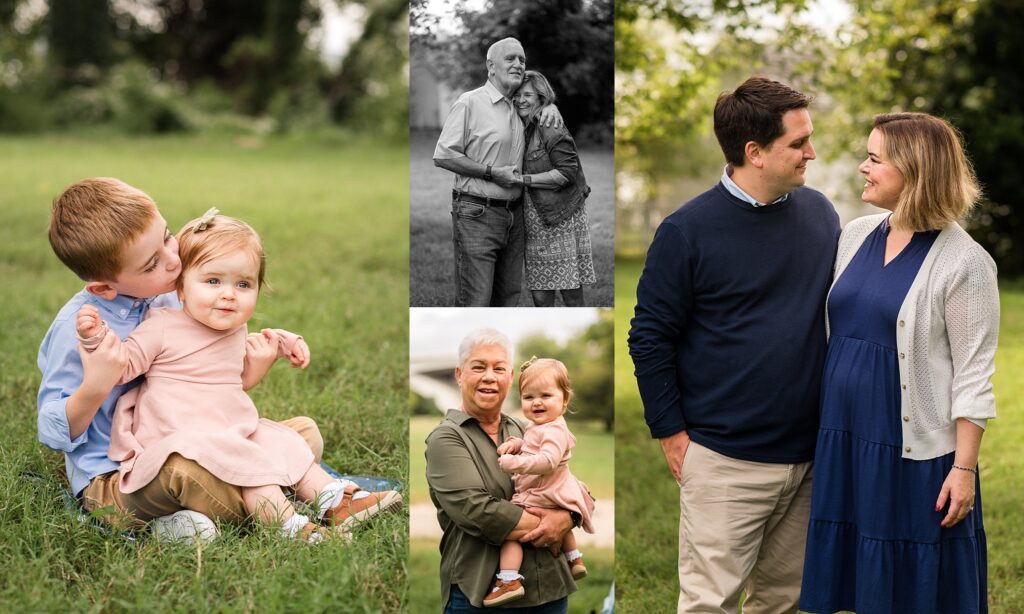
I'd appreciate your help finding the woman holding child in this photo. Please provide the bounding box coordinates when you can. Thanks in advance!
[512,71,596,307]
[800,113,998,613]
[425,329,577,613]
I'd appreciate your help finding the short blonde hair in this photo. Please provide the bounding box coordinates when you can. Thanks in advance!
[873,113,980,231]
[49,178,158,281]
[176,214,265,292]
[518,357,573,408]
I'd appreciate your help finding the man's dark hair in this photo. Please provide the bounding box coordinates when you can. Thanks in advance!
[713,77,812,167]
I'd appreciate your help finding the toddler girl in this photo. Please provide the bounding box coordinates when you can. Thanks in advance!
[484,357,595,607]
[76,210,400,541]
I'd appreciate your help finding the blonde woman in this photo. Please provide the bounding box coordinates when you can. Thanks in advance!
[800,113,998,613]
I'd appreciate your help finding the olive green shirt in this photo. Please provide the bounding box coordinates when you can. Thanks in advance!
[425,409,577,609]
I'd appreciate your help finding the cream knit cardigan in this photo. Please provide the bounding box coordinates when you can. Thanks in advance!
[827,213,999,460]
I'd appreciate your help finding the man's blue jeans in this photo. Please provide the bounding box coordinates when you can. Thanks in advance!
[451,197,524,307]
[445,585,568,614]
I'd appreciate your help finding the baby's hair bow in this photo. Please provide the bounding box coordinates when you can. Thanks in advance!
[194,207,220,233]
[520,355,539,371]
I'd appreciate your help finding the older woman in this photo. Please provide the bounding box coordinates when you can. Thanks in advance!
[425,328,577,613]
[512,72,596,307]
[800,113,998,614]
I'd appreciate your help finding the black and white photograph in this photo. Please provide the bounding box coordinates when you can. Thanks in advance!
[410,0,614,307]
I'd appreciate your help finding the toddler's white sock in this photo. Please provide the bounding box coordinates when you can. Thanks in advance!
[565,549,583,562]
[496,570,523,582]
[280,513,311,539]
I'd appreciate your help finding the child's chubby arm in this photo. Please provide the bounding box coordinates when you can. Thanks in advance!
[63,321,129,441]
[496,436,524,456]
[75,305,164,381]
[240,328,311,390]
[498,427,566,476]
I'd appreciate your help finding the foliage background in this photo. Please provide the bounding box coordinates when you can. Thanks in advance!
[0,0,409,141]
[616,0,1023,276]
[411,0,613,141]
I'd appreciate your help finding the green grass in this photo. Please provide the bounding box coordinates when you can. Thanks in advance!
[614,257,1024,613]
[409,539,614,613]
[409,415,615,506]
[0,134,409,611]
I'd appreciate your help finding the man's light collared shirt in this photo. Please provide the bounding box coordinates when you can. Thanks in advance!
[721,165,790,207]
[434,80,525,200]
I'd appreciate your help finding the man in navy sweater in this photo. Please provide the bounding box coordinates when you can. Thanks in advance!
[628,77,840,613]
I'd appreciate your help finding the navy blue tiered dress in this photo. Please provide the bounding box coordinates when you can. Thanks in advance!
[800,219,987,614]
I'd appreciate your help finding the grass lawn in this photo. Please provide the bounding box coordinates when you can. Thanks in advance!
[614,256,1024,613]
[0,133,410,611]
[409,129,614,307]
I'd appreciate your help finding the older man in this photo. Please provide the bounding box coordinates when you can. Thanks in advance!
[433,38,558,307]
[628,77,841,613]
[425,328,577,613]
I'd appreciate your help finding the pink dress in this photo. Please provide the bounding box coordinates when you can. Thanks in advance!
[107,308,314,494]
[497,416,595,533]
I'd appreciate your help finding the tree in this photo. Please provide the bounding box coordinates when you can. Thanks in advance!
[47,0,116,86]
[412,0,613,135]
[928,0,1024,276]
[516,311,614,431]
[326,0,409,140]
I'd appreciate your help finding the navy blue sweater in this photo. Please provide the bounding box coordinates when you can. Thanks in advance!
[628,183,840,463]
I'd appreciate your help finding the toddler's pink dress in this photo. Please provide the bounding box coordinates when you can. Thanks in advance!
[107,308,314,494]
[498,416,595,533]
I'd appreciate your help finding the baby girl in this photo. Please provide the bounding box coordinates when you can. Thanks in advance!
[484,357,595,607]
[76,210,400,541]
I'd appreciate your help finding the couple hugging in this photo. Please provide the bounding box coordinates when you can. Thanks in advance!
[38,178,401,544]
[433,37,596,308]
[630,77,998,613]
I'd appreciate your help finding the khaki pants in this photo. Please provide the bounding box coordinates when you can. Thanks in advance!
[677,441,813,614]
[81,416,324,525]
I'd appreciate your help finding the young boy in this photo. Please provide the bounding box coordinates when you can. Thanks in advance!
[37,177,323,542]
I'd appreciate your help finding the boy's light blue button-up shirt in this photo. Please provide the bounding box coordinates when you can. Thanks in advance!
[37,289,178,496]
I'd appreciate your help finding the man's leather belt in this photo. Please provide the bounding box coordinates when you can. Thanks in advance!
[452,190,522,209]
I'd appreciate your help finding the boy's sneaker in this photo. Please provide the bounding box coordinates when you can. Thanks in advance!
[150,510,218,545]
[569,555,588,580]
[326,489,402,530]
[483,579,525,607]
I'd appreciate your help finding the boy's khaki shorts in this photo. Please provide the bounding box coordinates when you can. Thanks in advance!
[81,416,324,525]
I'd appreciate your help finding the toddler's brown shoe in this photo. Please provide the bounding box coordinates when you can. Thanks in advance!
[569,556,588,580]
[483,579,525,607]
[326,488,402,530]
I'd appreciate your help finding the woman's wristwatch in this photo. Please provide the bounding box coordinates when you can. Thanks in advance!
[523,174,532,186]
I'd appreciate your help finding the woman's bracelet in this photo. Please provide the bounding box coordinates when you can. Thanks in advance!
[951,464,977,474]
[77,321,109,352]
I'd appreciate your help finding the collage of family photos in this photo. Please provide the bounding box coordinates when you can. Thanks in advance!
[2,0,1021,612]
